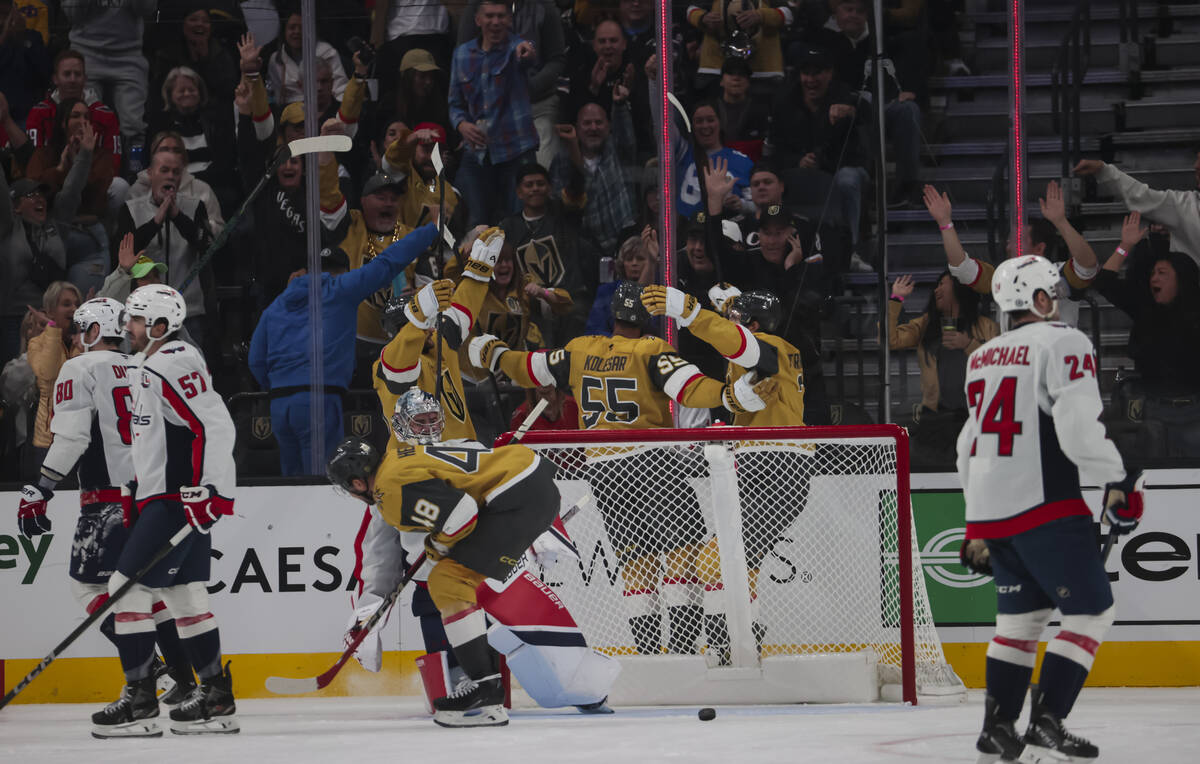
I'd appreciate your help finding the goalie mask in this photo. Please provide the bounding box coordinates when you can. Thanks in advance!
[327,437,381,502]
[73,297,126,348]
[728,290,783,334]
[610,281,651,327]
[392,388,444,445]
[992,255,1060,318]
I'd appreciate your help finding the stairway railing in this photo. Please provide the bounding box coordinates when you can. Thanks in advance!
[1051,1,1093,209]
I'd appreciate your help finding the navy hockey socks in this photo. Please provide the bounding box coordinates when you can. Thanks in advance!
[155,618,190,673]
[1037,652,1090,719]
[182,629,224,680]
[114,631,159,682]
[986,656,1033,720]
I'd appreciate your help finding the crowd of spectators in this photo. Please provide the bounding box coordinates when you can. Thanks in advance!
[1,0,1195,480]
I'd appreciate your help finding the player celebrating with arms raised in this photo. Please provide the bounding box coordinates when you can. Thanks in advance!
[957,256,1144,763]
[95,285,239,737]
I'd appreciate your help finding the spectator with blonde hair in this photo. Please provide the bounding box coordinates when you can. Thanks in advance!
[585,231,659,335]
[26,280,82,465]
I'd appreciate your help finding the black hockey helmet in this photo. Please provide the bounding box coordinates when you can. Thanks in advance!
[326,437,381,500]
[728,290,783,333]
[610,280,651,327]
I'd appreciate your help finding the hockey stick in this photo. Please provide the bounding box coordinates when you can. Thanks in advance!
[265,549,428,695]
[1100,473,1146,564]
[432,143,448,405]
[0,524,194,710]
[265,398,553,695]
[177,134,353,292]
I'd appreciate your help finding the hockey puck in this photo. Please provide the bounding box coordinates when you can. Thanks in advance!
[698,707,716,721]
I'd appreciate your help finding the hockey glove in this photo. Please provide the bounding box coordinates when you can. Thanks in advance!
[462,226,505,282]
[344,597,391,672]
[404,279,454,330]
[529,516,580,567]
[707,282,742,315]
[180,485,234,533]
[1103,471,1146,536]
[120,480,138,528]
[468,333,510,373]
[641,285,700,327]
[721,372,778,415]
[958,538,992,576]
[424,532,452,562]
[17,485,52,537]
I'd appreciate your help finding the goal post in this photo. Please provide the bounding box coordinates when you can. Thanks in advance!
[515,424,965,706]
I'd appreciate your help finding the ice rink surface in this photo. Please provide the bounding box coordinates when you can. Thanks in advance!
[2,689,1197,763]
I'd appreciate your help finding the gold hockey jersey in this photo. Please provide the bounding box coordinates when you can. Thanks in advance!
[373,440,540,541]
[686,309,806,426]
[495,333,732,430]
[373,277,490,442]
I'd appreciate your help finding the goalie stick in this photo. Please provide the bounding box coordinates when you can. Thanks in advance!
[177,134,353,292]
[0,524,194,710]
[265,398,553,695]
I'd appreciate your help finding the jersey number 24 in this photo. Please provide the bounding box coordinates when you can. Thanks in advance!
[966,377,1023,456]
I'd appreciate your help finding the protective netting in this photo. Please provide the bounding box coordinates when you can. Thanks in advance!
[524,428,964,703]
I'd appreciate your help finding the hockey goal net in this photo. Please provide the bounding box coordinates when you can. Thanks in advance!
[519,424,964,706]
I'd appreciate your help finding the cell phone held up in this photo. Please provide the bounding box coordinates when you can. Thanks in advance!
[347,36,375,68]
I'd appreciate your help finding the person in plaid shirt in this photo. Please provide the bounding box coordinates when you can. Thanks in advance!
[450,0,539,228]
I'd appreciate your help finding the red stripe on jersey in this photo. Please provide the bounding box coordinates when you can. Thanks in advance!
[379,352,417,375]
[152,600,167,614]
[114,612,154,622]
[992,635,1038,653]
[351,507,373,598]
[158,375,207,486]
[450,302,473,326]
[525,353,544,386]
[85,594,110,615]
[175,613,214,629]
[320,197,347,215]
[965,498,1091,539]
[442,605,481,625]
[727,326,749,361]
[966,258,985,288]
[1055,630,1100,656]
[253,110,272,123]
[676,372,705,400]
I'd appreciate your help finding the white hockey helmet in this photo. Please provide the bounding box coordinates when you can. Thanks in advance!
[991,255,1060,316]
[392,388,444,445]
[73,297,126,347]
[125,284,187,337]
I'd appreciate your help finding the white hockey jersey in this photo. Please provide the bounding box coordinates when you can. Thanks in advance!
[42,349,135,493]
[130,341,236,507]
[956,320,1124,539]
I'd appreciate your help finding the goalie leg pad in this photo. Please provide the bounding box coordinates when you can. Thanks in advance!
[489,624,620,709]
[476,571,619,709]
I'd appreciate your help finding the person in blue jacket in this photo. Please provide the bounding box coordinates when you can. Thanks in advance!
[249,224,438,475]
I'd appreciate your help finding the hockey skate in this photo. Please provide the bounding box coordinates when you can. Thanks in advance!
[91,677,161,738]
[169,661,239,734]
[975,695,1026,764]
[1020,691,1097,762]
[432,674,509,728]
[158,665,198,709]
[575,696,614,714]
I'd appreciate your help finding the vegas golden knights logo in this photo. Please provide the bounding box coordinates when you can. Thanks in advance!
[351,414,372,437]
[440,369,466,422]
[252,416,272,440]
[517,236,565,286]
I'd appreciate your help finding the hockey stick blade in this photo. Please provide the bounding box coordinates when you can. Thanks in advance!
[286,135,352,158]
[264,553,425,694]
[263,675,320,695]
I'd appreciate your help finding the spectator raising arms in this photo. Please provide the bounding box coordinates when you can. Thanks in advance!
[449,0,540,227]
[887,272,999,465]
[1093,212,1200,457]
[677,101,753,218]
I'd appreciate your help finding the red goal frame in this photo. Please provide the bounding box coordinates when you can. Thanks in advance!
[502,424,918,705]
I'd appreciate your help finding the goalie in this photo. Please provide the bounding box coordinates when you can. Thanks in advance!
[327,390,618,727]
